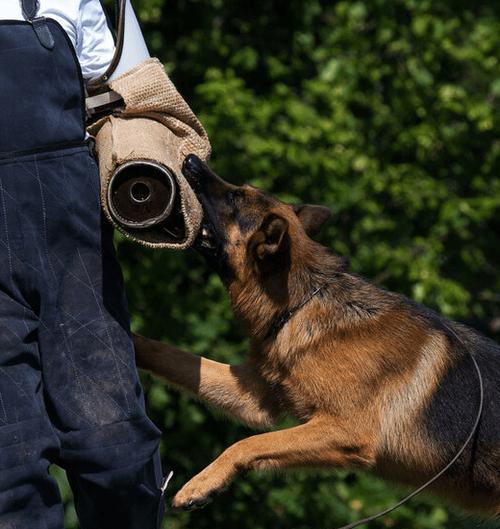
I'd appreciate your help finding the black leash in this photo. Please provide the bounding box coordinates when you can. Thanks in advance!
[265,280,485,528]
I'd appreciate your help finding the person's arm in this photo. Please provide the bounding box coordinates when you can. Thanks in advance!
[77,0,115,80]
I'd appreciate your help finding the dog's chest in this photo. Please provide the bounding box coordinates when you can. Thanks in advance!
[257,347,347,420]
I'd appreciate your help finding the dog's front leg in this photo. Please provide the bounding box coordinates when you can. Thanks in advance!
[172,416,376,509]
[133,333,280,428]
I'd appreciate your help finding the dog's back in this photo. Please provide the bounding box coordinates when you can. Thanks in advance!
[423,322,500,513]
[346,289,500,514]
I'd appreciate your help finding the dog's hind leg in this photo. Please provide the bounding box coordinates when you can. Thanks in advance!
[172,415,376,510]
[133,333,280,428]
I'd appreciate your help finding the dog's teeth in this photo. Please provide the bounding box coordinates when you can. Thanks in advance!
[201,237,215,249]
[199,225,215,249]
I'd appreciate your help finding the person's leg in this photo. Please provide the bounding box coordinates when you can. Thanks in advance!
[0,165,63,529]
[20,147,165,529]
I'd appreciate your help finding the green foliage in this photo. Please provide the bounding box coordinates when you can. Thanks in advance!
[61,0,500,527]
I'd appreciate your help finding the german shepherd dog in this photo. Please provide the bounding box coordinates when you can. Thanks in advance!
[133,155,500,516]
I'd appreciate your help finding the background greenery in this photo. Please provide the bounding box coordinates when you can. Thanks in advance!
[59,0,500,527]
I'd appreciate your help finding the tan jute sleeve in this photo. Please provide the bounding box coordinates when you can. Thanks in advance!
[88,58,211,250]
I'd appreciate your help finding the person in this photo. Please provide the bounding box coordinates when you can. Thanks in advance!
[0,1,165,528]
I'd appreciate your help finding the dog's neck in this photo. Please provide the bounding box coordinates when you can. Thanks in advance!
[228,236,346,341]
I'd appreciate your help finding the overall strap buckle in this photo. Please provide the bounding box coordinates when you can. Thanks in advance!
[21,0,55,50]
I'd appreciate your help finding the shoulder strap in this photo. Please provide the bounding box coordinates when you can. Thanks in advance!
[21,0,39,21]
[20,0,55,50]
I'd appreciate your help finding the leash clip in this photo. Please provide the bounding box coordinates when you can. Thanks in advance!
[160,470,174,496]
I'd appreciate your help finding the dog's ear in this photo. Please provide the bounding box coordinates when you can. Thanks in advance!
[293,204,332,237]
[251,214,289,260]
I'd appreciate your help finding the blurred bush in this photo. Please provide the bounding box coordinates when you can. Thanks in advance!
[60,1,500,528]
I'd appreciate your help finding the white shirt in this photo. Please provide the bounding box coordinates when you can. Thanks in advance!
[0,0,115,80]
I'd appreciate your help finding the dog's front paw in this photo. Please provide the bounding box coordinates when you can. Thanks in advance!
[172,489,213,511]
[172,465,234,510]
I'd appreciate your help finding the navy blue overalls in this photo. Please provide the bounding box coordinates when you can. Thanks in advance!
[0,5,164,529]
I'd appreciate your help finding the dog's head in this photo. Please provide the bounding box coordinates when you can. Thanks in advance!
[182,155,332,286]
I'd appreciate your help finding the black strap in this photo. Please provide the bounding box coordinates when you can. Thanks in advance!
[114,0,121,29]
[86,0,126,90]
[98,0,118,44]
[20,0,55,50]
[21,0,39,21]
[264,274,341,341]
[32,17,55,49]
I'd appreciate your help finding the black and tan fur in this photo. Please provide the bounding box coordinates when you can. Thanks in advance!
[134,155,500,515]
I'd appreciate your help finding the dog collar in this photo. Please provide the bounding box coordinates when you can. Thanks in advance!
[264,273,341,341]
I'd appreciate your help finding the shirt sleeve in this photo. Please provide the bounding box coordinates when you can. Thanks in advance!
[77,0,115,80]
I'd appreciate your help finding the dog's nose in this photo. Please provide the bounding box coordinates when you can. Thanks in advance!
[182,154,235,194]
[182,154,208,183]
